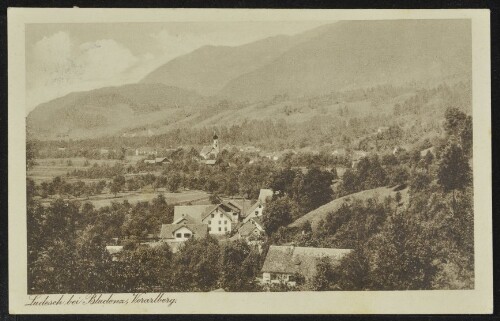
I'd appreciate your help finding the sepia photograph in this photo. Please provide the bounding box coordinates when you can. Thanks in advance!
[8,8,492,314]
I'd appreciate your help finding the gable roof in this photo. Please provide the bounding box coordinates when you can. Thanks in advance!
[159,224,208,239]
[261,246,352,280]
[227,199,254,213]
[200,146,216,157]
[258,189,273,203]
[172,214,198,225]
[201,203,234,221]
[244,200,264,218]
[173,205,212,224]
[238,220,260,237]
[251,217,264,230]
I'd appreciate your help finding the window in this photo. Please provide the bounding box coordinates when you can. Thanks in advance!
[176,233,181,238]
[184,233,191,238]
[218,227,221,232]
[208,227,211,232]
[208,220,211,224]
[224,220,227,225]
[259,205,262,208]
[211,214,214,218]
[255,211,258,215]
[224,227,227,231]
[220,214,223,218]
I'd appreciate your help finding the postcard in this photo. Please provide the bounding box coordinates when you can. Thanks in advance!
[8,8,492,314]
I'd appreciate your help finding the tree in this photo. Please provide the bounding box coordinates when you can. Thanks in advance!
[167,172,182,192]
[219,240,256,291]
[437,143,471,211]
[444,107,467,138]
[173,236,221,291]
[209,193,221,204]
[369,212,437,290]
[110,175,125,197]
[262,196,299,235]
[296,167,334,214]
[26,140,38,170]
[330,249,371,290]
[312,257,334,290]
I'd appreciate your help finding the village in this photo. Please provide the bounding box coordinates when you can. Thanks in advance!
[102,133,358,288]
[27,117,452,293]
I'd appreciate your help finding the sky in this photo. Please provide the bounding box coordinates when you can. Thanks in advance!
[25,21,331,113]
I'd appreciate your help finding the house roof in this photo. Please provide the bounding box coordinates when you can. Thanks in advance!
[258,189,273,203]
[204,159,217,165]
[172,214,198,225]
[173,205,212,224]
[244,200,266,218]
[227,199,254,213]
[200,203,234,221]
[238,220,260,237]
[200,146,215,156]
[261,246,352,280]
[159,224,208,239]
[251,217,264,230]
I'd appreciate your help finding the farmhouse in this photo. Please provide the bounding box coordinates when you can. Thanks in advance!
[173,202,242,235]
[261,246,352,286]
[202,201,244,234]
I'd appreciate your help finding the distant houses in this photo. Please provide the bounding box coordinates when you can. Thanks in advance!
[136,147,158,156]
[261,245,352,286]
[144,157,171,165]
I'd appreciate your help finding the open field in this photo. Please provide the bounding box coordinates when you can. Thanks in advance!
[40,189,210,209]
[28,157,148,183]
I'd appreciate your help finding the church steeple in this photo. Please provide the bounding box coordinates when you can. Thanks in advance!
[212,131,219,152]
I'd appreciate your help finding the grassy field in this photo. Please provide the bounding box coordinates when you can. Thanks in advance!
[289,185,409,231]
[39,189,210,209]
[28,156,145,183]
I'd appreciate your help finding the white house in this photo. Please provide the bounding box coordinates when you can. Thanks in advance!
[200,203,240,235]
[172,202,242,236]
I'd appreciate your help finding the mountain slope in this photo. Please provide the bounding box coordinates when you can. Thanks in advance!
[219,20,471,101]
[140,35,299,96]
[27,83,209,139]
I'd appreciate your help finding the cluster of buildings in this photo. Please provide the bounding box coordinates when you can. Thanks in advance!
[157,188,273,252]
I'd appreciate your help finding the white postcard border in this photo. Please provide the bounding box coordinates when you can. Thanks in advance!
[8,8,492,314]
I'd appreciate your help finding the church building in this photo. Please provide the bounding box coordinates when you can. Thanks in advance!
[200,132,220,160]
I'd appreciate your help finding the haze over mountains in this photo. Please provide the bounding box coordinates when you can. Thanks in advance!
[28,19,472,140]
